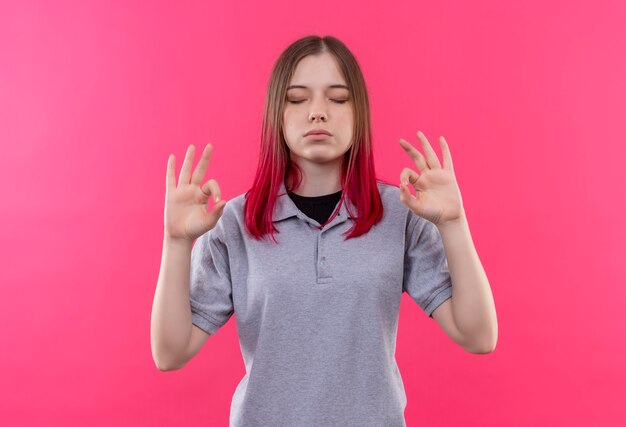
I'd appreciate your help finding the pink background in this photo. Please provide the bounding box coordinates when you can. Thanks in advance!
[2,0,625,425]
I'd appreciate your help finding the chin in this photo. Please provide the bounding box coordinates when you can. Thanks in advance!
[308,156,344,164]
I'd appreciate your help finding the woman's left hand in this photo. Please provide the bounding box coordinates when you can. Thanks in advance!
[398,130,465,227]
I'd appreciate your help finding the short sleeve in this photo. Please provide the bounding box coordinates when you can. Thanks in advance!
[403,212,453,319]
[189,214,234,335]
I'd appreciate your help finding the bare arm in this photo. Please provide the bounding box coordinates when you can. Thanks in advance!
[150,143,225,371]
[151,235,206,370]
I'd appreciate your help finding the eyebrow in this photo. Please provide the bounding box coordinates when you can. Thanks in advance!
[287,84,349,91]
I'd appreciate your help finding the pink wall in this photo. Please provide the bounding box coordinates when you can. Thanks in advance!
[1,0,625,425]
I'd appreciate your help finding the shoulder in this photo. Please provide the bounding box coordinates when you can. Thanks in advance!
[376,180,411,220]
[222,192,247,215]
[217,192,247,228]
[376,180,401,201]
[376,180,432,235]
[200,192,247,242]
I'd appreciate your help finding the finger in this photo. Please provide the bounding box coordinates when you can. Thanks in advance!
[399,181,421,214]
[399,167,420,190]
[166,154,176,192]
[204,199,227,230]
[178,145,195,186]
[201,178,222,203]
[398,138,429,173]
[416,131,442,169]
[191,143,213,186]
[439,135,454,171]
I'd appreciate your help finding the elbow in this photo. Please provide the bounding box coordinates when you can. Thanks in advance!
[151,337,188,371]
[465,332,498,354]
[152,351,186,371]
[468,342,496,354]
[475,339,498,354]
[155,358,185,371]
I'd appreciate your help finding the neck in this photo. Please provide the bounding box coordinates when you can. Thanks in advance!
[288,158,343,197]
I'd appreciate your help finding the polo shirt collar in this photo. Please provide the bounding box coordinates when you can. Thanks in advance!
[272,180,358,222]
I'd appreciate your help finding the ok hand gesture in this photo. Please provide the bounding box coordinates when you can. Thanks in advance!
[164,143,227,242]
[398,131,464,227]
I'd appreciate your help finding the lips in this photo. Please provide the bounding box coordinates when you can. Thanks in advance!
[305,129,332,136]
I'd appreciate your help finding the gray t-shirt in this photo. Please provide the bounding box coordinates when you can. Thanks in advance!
[189,180,453,426]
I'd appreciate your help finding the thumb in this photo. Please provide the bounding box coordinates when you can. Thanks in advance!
[399,183,420,215]
[203,199,227,231]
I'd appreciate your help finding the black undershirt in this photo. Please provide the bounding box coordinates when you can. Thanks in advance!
[287,189,343,225]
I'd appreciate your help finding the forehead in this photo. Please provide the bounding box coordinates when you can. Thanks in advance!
[288,53,348,90]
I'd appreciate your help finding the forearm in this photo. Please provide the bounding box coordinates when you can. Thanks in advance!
[437,212,497,351]
[151,235,195,369]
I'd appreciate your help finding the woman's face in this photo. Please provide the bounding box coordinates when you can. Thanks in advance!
[282,52,354,167]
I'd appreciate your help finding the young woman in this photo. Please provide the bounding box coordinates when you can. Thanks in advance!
[151,35,497,426]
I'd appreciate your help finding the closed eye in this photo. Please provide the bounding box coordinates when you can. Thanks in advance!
[287,99,348,104]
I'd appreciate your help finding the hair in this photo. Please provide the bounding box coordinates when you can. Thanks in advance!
[244,34,388,243]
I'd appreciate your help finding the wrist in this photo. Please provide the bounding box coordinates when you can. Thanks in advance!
[163,232,194,248]
[436,210,467,231]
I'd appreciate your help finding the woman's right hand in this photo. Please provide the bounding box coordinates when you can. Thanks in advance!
[164,143,227,242]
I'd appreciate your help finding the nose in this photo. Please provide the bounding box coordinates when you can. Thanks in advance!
[308,111,328,122]
[308,93,329,122]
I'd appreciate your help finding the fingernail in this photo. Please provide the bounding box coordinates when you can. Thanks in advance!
[215,196,220,202]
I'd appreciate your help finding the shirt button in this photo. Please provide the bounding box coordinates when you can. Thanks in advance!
[320,260,327,267]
